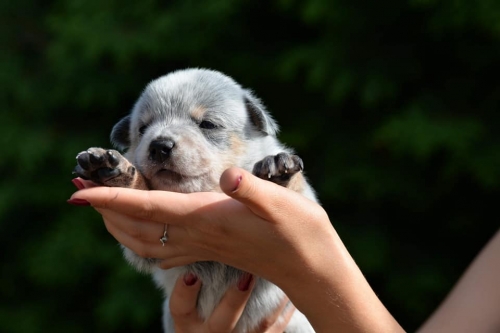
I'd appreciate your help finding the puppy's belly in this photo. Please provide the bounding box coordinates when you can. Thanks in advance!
[152,262,285,332]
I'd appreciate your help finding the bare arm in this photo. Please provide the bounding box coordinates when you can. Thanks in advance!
[69,168,404,333]
[417,230,500,333]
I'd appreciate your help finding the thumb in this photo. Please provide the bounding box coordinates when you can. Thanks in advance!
[219,167,303,222]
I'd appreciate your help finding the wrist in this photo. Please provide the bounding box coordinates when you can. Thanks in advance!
[279,229,404,333]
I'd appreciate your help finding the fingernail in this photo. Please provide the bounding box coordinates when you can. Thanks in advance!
[237,272,253,291]
[232,175,243,192]
[67,198,91,206]
[72,178,85,190]
[183,273,198,286]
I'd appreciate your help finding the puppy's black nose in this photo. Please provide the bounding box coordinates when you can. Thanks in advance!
[149,139,175,162]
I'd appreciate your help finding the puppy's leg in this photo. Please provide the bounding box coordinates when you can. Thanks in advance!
[74,147,148,189]
[252,152,306,192]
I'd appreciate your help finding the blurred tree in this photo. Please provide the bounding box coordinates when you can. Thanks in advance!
[1,0,499,332]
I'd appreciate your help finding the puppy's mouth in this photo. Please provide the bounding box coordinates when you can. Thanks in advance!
[155,167,209,180]
[156,168,188,180]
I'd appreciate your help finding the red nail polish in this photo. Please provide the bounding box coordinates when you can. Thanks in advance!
[183,273,198,286]
[67,198,91,206]
[237,273,253,291]
[232,175,243,192]
[72,178,85,190]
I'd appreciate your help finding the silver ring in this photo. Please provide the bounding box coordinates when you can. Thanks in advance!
[160,224,168,246]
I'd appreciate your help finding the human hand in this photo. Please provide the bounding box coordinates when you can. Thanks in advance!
[68,167,336,291]
[71,172,299,332]
[69,168,349,332]
[69,169,405,332]
[169,273,294,333]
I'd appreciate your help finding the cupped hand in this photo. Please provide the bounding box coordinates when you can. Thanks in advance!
[69,169,405,333]
[68,167,337,290]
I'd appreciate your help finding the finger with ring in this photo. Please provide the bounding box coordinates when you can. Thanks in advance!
[160,224,169,246]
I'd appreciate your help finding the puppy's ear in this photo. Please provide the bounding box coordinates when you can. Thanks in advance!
[110,115,131,150]
[244,90,279,137]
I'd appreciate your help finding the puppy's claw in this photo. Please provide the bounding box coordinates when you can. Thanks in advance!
[253,153,304,186]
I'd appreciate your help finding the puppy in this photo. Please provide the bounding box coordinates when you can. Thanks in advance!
[74,69,317,332]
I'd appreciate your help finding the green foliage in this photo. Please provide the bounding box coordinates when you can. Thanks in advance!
[1,0,499,331]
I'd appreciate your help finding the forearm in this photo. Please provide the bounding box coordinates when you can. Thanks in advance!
[417,230,500,333]
[281,229,405,333]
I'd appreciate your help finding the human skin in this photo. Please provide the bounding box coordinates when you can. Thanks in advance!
[416,229,500,333]
[68,167,405,332]
[168,274,295,333]
[69,167,500,333]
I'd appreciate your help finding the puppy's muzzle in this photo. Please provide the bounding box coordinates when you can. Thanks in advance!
[149,139,175,163]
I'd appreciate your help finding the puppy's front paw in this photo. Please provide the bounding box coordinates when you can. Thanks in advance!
[252,153,303,187]
[74,147,136,187]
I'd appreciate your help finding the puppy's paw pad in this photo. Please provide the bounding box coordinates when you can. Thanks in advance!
[73,148,127,184]
[252,153,303,181]
[76,148,120,170]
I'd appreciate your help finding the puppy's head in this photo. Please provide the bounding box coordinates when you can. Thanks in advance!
[111,68,278,192]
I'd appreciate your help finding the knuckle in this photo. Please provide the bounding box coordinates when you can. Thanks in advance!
[169,307,192,318]
[258,318,274,331]
[138,204,154,221]
[200,220,227,238]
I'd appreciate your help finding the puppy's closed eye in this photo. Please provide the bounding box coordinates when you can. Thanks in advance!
[139,124,149,135]
[199,120,218,130]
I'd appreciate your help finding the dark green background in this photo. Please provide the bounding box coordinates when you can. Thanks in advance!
[2,0,499,332]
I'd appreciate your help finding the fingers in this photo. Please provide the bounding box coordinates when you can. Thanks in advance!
[207,273,255,332]
[219,167,315,223]
[279,302,296,330]
[170,273,256,333]
[71,177,99,189]
[100,210,165,258]
[98,208,190,260]
[170,273,294,333]
[69,185,217,226]
[170,273,204,330]
[98,208,165,245]
[250,297,295,333]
